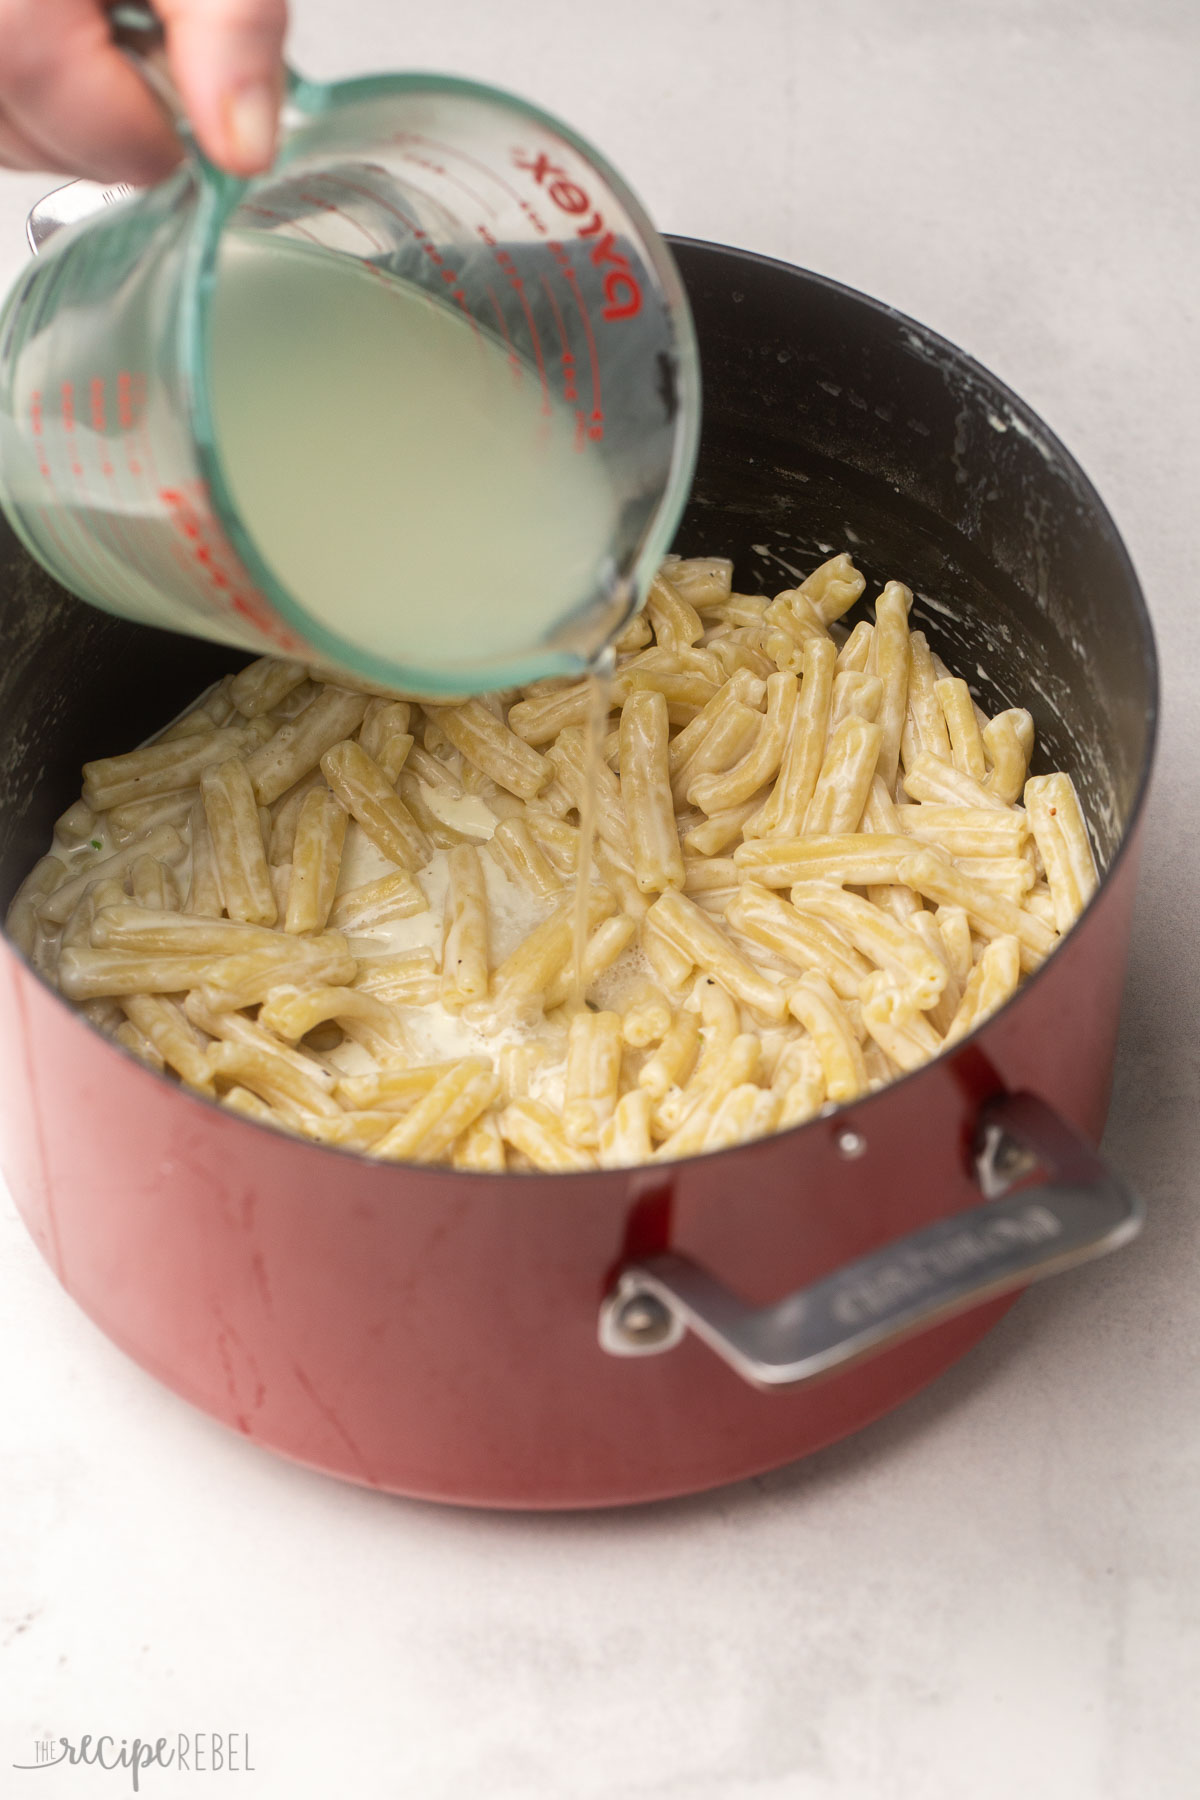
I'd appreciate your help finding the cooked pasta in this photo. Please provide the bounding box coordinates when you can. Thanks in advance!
[6,552,1098,1171]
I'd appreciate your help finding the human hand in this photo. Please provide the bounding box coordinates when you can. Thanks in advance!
[0,0,288,184]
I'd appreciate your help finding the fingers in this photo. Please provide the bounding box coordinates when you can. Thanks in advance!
[0,0,184,183]
[0,0,290,184]
[157,0,288,176]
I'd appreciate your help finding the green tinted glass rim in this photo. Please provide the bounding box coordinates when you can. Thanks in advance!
[182,68,701,694]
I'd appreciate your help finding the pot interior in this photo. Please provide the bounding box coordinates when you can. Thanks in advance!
[0,240,1156,910]
[667,241,1155,868]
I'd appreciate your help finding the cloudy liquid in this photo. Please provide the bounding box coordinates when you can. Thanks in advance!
[209,233,618,680]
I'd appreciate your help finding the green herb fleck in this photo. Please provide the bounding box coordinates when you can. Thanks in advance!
[90,838,102,850]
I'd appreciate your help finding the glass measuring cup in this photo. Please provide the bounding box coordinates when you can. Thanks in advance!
[0,9,699,695]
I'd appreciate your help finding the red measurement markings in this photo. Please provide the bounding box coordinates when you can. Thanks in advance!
[26,388,89,583]
[477,226,551,414]
[332,178,482,338]
[546,243,603,441]
[450,287,482,333]
[59,382,86,482]
[138,382,218,601]
[390,131,551,237]
[538,275,585,446]
[105,370,180,592]
[297,184,386,253]
[54,372,135,588]
[389,149,499,224]
[356,164,467,242]
[412,228,466,293]
[29,390,51,484]
[333,176,478,316]
[484,284,524,381]
[511,281,551,416]
[60,373,124,582]
[324,179,420,238]
[159,485,301,651]
[83,373,145,579]
[239,203,325,248]
[359,255,482,343]
[408,221,480,336]
[117,370,142,477]
[392,133,527,210]
[124,378,207,612]
[512,150,642,321]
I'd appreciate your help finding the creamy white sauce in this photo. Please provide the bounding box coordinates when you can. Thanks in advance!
[329,802,652,1110]
[44,685,662,1110]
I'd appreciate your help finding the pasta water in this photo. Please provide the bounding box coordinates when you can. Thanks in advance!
[208,233,621,680]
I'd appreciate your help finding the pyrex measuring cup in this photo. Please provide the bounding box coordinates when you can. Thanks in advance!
[0,8,699,695]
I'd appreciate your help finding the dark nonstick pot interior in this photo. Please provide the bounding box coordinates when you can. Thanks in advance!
[667,241,1155,864]
[0,238,1156,911]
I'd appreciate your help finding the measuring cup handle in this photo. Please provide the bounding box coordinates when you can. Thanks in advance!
[110,2,303,168]
[109,4,190,141]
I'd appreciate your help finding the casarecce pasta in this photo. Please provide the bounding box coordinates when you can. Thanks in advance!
[6,552,1098,1171]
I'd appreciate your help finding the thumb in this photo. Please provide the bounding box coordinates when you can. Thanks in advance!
[156,0,288,176]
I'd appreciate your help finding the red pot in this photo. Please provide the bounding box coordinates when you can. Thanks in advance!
[0,242,1157,1508]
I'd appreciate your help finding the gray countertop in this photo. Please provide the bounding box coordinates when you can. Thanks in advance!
[2,2,1197,1794]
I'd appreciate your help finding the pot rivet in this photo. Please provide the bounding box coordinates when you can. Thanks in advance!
[836,1128,866,1159]
[616,1292,675,1347]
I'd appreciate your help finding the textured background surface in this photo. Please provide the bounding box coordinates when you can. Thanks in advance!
[1,1,1197,1794]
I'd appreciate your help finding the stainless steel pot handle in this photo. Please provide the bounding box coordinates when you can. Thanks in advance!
[598,1092,1142,1387]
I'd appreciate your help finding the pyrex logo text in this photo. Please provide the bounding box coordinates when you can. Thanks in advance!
[512,151,643,320]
